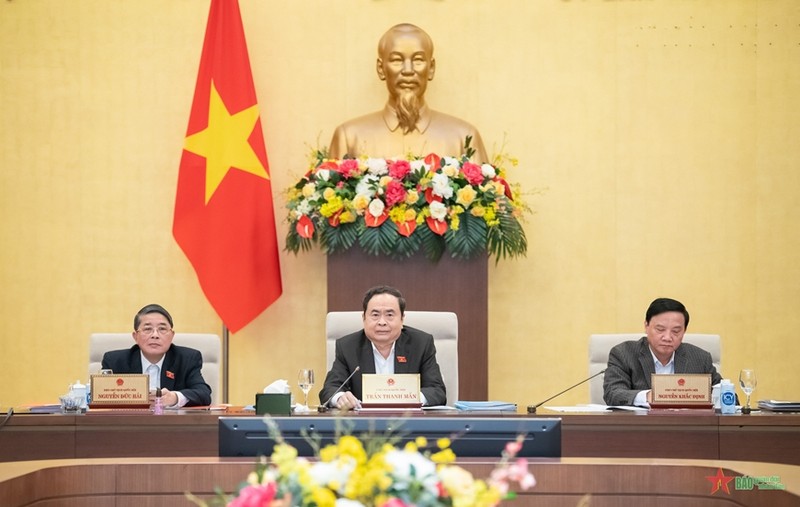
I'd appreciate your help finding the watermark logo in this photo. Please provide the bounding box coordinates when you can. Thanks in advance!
[705,468,786,495]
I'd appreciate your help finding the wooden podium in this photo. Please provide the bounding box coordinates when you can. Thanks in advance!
[327,248,488,401]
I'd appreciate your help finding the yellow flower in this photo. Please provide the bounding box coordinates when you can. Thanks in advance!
[471,205,485,217]
[450,213,460,231]
[302,182,316,198]
[431,448,456,464]
[456,185,477,207]
[311,487,337,507]
[339,209,356,224]
[437,438,451,449]
[319,196,344,218]
[405,189,420,205]
[352,194,370,211]
[404,208,417,222]
[388,205,408,224]
[379,175,393,187]
[323,187,336,201]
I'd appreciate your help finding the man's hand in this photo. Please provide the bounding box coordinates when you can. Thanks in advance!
[337,391,362,411]
[159,388,179,407]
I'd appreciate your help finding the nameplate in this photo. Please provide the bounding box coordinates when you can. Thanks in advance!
[650,373,712,409]
[89,374,150,408]
[361,374,422,408]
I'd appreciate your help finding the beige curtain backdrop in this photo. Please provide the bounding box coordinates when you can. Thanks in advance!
[1,0,798,408]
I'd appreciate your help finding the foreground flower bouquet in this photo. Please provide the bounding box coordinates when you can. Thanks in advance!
[285,138,529,262]
[189,429,535,507]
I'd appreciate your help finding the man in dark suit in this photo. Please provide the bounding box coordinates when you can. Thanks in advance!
[320,286,446,410]
[101,304,211,407]
[603,298,722,407]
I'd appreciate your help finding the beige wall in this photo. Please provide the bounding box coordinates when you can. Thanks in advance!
[1,0,798,409]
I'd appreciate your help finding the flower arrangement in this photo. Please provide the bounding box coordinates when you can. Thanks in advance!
[284,138,529,262]
[190,424,535,507]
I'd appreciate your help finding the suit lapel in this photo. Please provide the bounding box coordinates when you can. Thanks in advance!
[161,346,176,390]
[394,332,409,373]
[674,345,687,373]
[637,339,656,386]
[358,335,376,374]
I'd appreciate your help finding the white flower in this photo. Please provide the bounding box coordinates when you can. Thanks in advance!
[309,459,356,495]
[355,174,380,197]
[429,201,447,220]
[335,500,365,507]
[365,158,388,176]
[368,198,385,218]
[384,450,439,494]
[410,159,430,173]
[296,200,313,215]
[316,169,331,181]
[481,163,496,179]
[431,172,454,199]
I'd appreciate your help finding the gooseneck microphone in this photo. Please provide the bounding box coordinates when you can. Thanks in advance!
[527,368,607,414]
[318,366,361,412]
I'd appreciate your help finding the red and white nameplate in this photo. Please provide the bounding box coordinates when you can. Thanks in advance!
[362,374,422,409]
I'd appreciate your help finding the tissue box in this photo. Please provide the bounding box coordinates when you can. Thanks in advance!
[255,393,291,415]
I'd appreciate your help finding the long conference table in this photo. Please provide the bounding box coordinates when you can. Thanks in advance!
[1,407,799,506]
[1,407,798,465]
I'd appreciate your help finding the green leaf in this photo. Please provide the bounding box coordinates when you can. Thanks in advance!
[445,212,487,259]
[358,221,399,256]
[416,224,446,262]
[320,222,359,254]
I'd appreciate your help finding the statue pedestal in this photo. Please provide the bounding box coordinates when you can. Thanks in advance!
[327,249,488,402]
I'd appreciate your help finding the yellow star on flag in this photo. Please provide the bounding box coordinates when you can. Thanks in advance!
[184,80,268,204]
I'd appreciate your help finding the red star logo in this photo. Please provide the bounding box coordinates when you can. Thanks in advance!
[705,468,734,495]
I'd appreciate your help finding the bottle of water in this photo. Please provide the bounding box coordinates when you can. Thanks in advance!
[153,388,164,415]
[720,379,736,414]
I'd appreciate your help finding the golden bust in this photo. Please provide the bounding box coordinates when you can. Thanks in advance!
[329,23,488,163]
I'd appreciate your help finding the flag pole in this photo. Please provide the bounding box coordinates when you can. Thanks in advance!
[222,323,229,403]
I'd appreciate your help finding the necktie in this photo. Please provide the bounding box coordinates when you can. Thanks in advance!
[147,364,160,390]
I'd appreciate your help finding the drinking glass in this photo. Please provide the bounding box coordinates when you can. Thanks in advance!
[297,369,315,408]
[739,369,757,414]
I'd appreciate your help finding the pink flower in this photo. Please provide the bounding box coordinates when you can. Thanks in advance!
[228,483,278,507]
[384,180,406,207]
[461,162,483,186]
[505,440,522,457]
[388,160,411,179]
[381,498,410,507]
[338,159,360,178]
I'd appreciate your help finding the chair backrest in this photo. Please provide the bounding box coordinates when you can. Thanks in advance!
[88,333,222,405]
[326,311,459,406]
[588,333,722,404]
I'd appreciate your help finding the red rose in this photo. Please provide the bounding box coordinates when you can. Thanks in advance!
[338,159,359,178]
[461,162,483,186]
[384,180,406,207]
[388,160,411,179]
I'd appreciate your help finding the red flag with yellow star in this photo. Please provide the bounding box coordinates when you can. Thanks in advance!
[173,0,281,333]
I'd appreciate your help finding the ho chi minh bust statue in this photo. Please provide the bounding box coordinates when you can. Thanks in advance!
[329,23,489,164]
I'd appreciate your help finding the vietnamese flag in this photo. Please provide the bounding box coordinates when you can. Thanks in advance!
[173,0,281,333]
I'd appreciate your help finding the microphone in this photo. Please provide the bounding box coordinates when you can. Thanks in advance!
[318,366,361,412]
[527,368,607,414]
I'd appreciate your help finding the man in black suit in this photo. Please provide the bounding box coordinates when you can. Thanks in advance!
[320,286,446,410]
[101,304,212,407]
[603,298,723,407]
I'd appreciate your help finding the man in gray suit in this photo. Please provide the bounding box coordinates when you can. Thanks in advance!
[603,298,722,407]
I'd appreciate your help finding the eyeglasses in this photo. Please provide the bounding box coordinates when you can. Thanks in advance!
[137,326,173,336]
